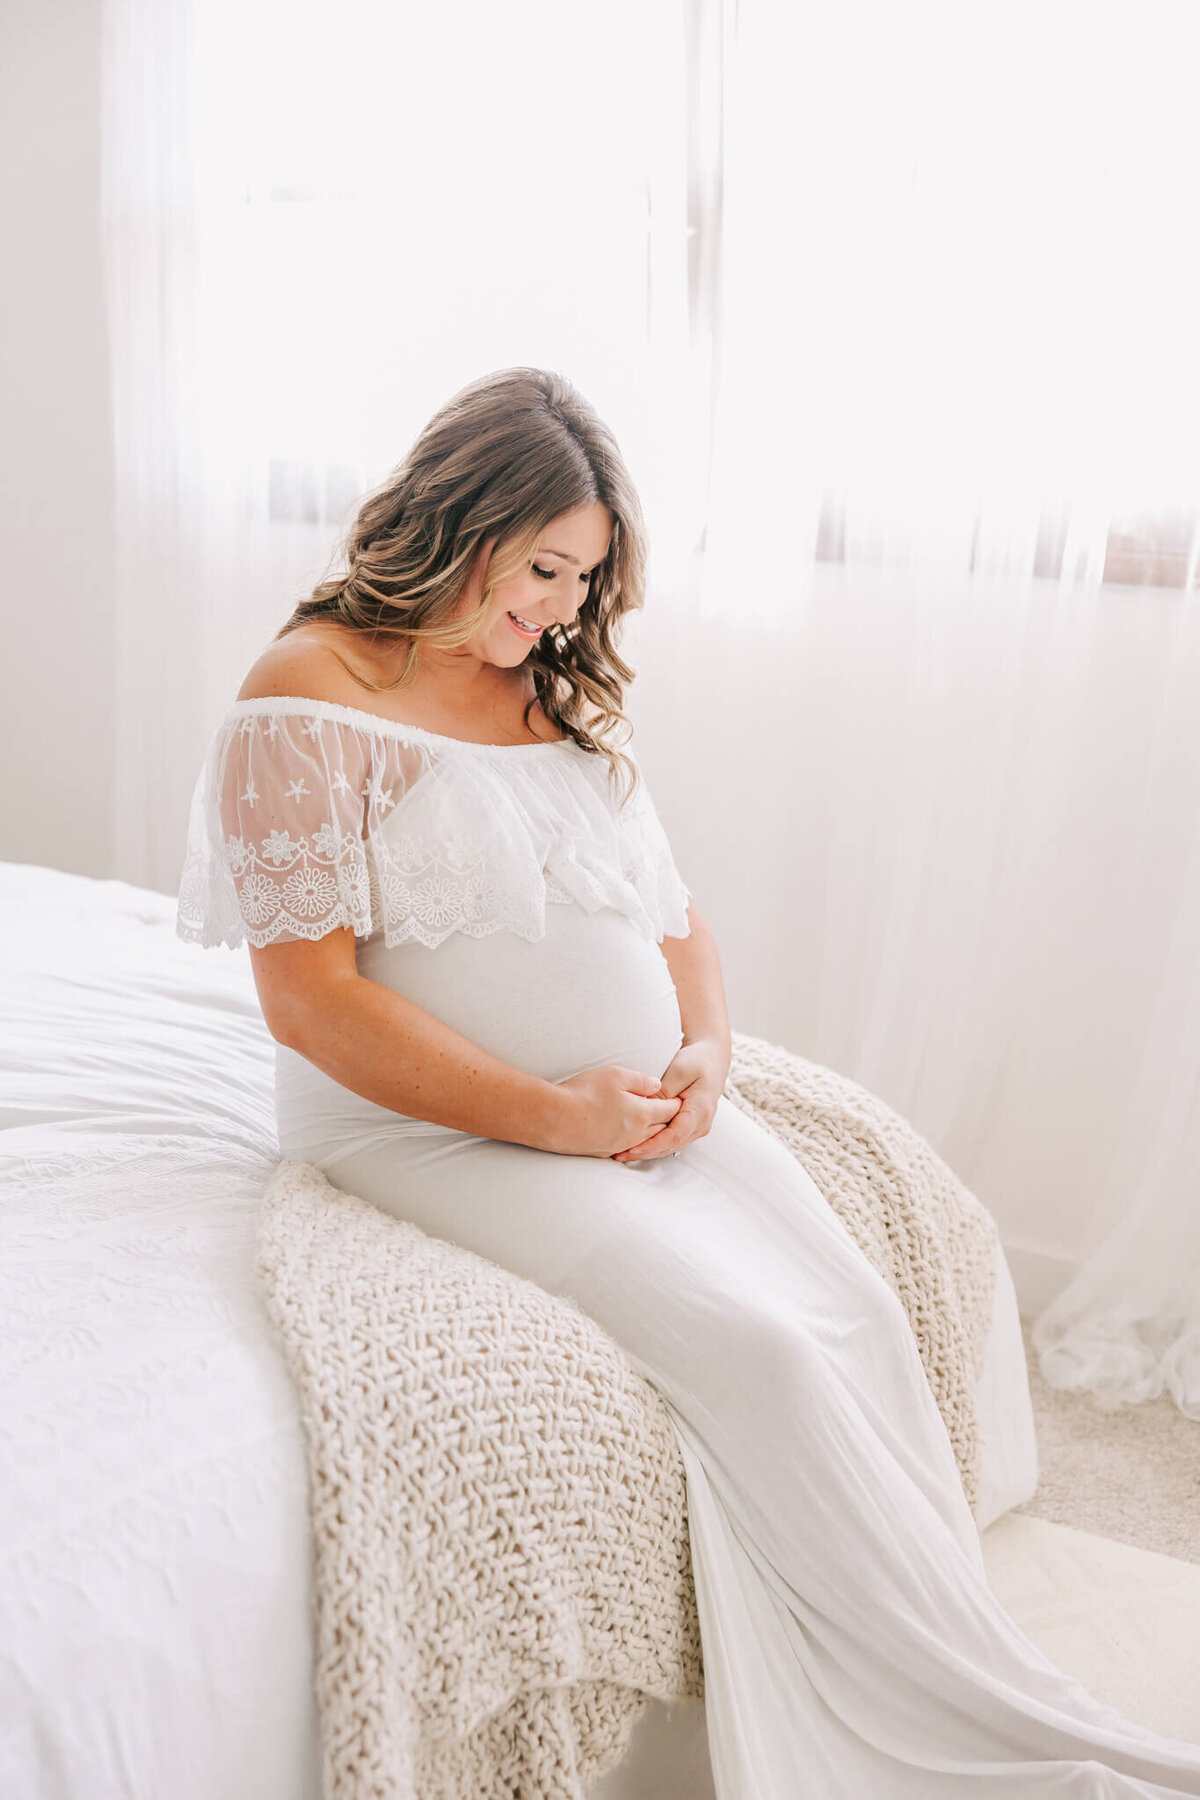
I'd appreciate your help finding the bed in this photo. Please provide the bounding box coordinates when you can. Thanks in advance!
[0,860,1039,1800]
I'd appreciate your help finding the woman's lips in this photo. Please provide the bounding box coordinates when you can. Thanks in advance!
[507,611,544,639]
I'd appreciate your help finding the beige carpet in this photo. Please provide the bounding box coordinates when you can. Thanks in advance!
[1013,1315,1200,1566]
[981,1513,1200,1745]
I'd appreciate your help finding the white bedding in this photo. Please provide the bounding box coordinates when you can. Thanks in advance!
[0,861,1037,1800]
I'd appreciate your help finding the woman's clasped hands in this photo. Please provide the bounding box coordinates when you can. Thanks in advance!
[612,1038,728,1163]
[551,1039,728,1162]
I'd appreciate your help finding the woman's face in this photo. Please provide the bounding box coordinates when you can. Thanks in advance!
[468,501,614,665]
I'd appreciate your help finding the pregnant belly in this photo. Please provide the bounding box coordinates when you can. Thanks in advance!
[274,902,685,1159]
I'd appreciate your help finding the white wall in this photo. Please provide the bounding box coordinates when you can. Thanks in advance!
[1,0,116,880]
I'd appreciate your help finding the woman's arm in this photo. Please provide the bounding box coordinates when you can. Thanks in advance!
[660,900,732,1079]
[249,927,681,1160]
[253,929,567,1148]
[611,898,732,1164]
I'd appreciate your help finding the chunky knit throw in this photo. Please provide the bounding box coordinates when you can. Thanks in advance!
[721,1032,999,1520]
[257,1029,999,1800]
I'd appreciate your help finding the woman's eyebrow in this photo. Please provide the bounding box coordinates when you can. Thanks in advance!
[537,547,581,566]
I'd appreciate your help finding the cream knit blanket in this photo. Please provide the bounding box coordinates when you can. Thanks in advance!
[257,1029,998,1800]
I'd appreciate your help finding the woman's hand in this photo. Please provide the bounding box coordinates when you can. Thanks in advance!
[610,1037,729,1163]
[545,1064,684,1158]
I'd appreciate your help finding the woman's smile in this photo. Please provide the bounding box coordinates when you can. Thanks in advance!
[481,499,614,662]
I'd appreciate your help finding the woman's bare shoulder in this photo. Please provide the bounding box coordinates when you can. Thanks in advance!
[235,624,380,707]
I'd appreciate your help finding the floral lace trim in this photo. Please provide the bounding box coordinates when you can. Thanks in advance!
[176,709,692,951]
[222,822,372,941]
[179,824,689,951]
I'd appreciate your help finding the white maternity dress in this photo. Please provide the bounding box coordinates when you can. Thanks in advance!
[179,695,1200,1800]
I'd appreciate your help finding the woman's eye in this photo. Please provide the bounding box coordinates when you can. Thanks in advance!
[531,564,556,581]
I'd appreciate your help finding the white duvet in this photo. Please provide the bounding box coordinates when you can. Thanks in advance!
[0,864,317,1800]
[0,861,1037,1800]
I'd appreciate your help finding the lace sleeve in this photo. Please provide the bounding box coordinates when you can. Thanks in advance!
[178,701,694,951]
[176,709,382,949]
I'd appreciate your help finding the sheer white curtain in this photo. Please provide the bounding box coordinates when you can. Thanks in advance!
[684,0,1200,1417]
[101,0,1200,1419]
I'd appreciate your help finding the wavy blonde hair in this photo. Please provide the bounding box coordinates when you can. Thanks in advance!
[274,367,648,804]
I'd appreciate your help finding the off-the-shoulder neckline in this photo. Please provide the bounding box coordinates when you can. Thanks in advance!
[226,694,577,755]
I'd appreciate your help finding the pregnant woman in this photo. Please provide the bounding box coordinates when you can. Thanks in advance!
[178,367,1200,1797]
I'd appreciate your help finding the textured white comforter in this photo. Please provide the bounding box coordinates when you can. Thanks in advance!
[0,863,319,1800]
